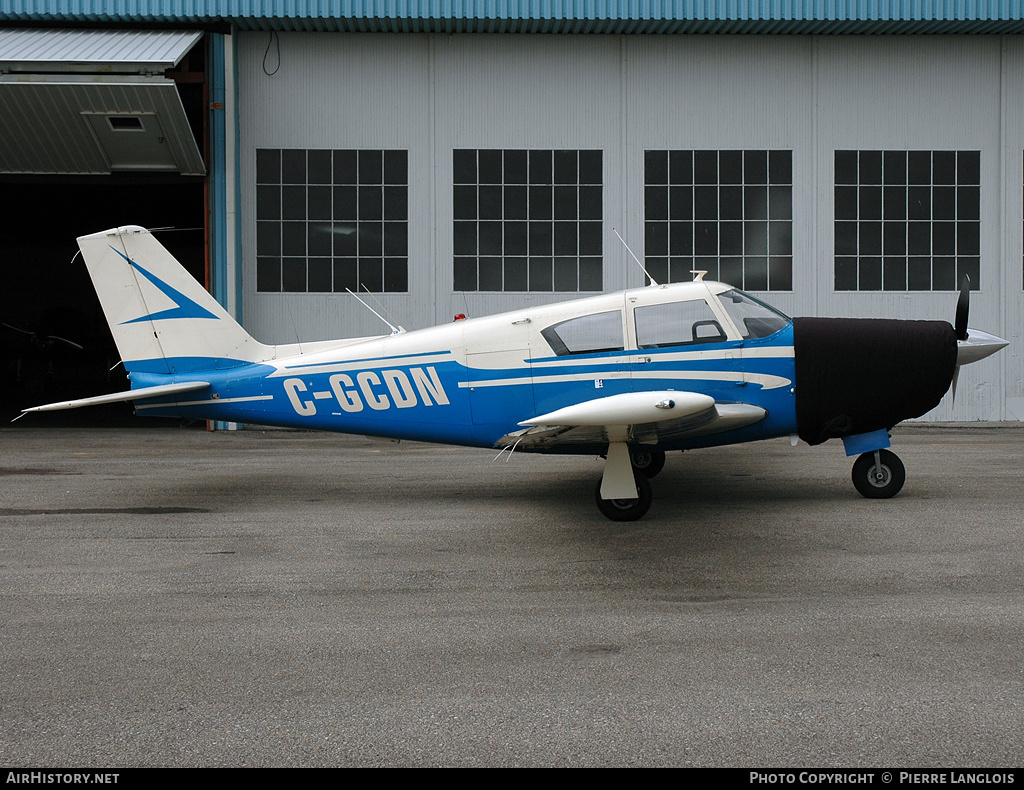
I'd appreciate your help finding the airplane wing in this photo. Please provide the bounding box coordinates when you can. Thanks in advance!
[497,390,767,450]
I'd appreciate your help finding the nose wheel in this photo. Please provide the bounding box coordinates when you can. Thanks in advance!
[852,449,906,499]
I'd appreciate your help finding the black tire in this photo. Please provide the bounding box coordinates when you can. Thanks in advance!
[595,473,653,521]
[630,449,666,478]
[852,449,906,499]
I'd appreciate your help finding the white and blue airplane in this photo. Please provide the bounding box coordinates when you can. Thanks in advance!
[23,225,1008,521]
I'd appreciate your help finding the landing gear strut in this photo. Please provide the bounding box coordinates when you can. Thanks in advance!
[851,449,906,499]
[595,474,653,521]
[596,442,657,521]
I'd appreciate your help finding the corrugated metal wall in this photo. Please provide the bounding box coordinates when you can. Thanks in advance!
[237,31,1023,421]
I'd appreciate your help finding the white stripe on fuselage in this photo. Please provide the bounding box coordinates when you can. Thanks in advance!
[268,353,455,378]
[527,345,794,369]
[463,369,792,391]
[264,345,793,378]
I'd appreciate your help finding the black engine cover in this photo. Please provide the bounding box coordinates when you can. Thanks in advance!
[793,317,958,446]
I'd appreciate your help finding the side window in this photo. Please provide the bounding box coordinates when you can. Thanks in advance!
[634,299,726,349]
[541,311,624,356]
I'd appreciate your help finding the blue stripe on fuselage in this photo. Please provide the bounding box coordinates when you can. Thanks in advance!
[128,358,488,446]
[125,357,255,374]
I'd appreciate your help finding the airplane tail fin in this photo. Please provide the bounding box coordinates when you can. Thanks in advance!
[77,225,271,374]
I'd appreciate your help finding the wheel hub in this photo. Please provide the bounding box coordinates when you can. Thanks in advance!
[632,452,652,469]
[869,464,892,487]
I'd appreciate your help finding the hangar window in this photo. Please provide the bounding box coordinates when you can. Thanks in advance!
[834,150,980,291]
[643,150,793,292]
[255,149,408,293]
[453,149,603,292]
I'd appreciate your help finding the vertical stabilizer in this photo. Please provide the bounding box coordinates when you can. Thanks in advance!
[77,226,271,374]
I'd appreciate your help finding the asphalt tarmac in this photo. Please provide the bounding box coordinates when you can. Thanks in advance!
[1,424,1022,767]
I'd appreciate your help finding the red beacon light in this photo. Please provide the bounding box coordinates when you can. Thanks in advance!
[453,313,467,321]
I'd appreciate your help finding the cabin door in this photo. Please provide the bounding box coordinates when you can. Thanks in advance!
[466,321,536,426]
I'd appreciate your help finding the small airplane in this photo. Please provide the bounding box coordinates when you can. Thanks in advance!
[21,225,1008,521]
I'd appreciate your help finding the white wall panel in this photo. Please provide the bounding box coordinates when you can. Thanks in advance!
[431,34,625,325]
[238,32,433,342]
[237,31,1021,422]
[621,35,814,320]
[998,37,1024,422]
[814,36,1005,420]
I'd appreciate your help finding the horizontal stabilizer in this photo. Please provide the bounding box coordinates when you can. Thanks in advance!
[21,381,210,414]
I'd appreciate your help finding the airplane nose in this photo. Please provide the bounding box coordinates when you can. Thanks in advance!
[957,328,1009,366]
[792,317,958,446]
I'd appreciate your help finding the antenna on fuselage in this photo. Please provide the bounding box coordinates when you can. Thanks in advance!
[612,228,659,287]
[361,283,405,330]
[346,288,405,335]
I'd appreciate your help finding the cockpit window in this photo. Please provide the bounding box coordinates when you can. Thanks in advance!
[541,311,624,356]
[634,299,727,349]
[717,289,790,339]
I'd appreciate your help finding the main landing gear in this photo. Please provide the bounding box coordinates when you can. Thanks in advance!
[851,449,906,499]
[594,447,666,521]
[628,449,666,479]
[595,473,653,521]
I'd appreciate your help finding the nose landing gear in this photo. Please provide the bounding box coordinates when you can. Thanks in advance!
[852,449,906,499]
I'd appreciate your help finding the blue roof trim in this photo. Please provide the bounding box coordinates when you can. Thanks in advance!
[3,1,1024,33]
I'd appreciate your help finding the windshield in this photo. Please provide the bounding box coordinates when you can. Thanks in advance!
[717,289,790,339]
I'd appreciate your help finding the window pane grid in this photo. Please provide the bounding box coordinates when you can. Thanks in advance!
[256,149,408,293]
[644,150,793,291]
[453,149,603,292]
[834,150,980,291]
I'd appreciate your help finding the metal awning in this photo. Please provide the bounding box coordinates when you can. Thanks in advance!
[0,29,206,176]
[0,28,204,74]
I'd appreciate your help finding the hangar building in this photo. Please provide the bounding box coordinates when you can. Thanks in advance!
[1,1,1022,424]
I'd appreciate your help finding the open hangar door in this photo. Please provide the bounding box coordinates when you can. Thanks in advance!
[0,28,208,424]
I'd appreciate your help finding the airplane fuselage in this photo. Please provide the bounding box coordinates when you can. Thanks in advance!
[130,282,800,453]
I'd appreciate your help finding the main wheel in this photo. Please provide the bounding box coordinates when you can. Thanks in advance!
[630,449,666,478]
[852,449,906,499]
[595,474,653,521]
